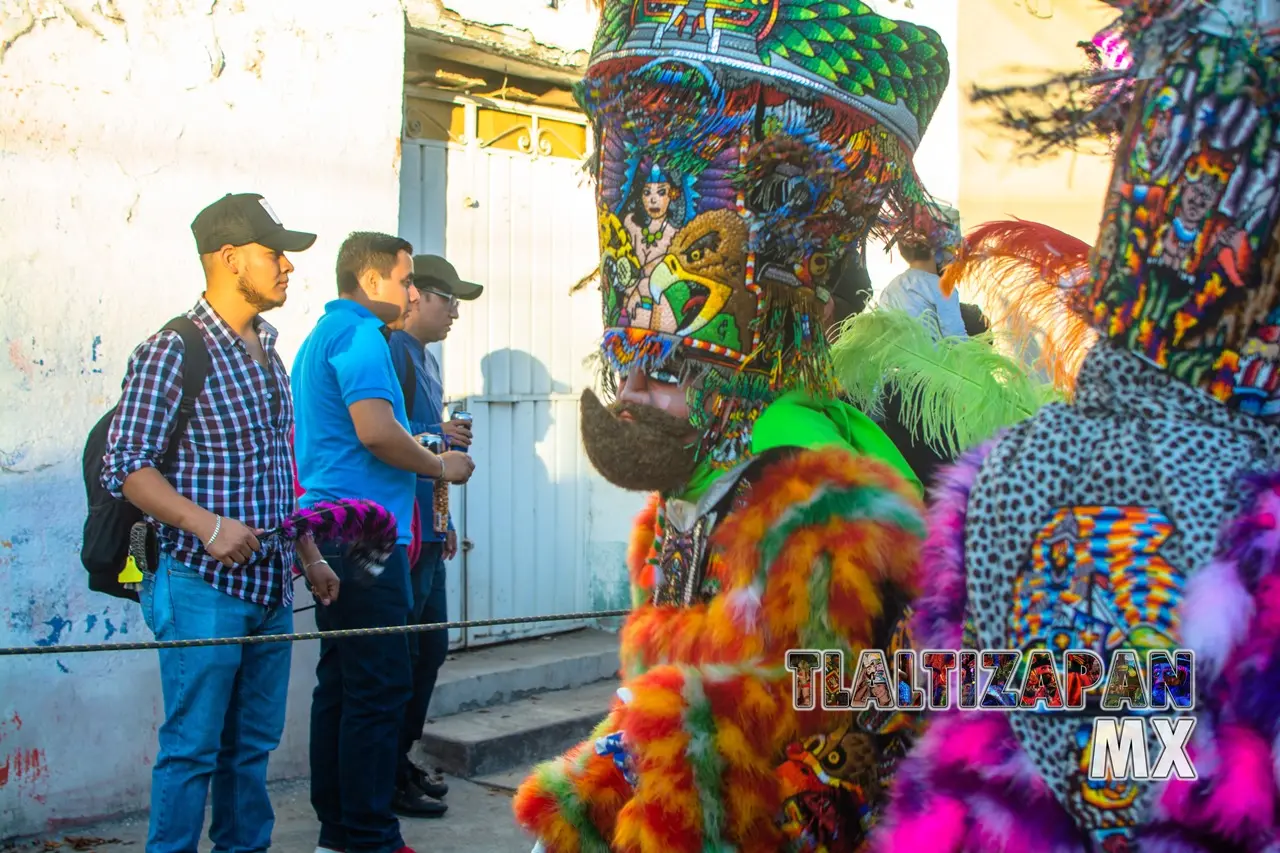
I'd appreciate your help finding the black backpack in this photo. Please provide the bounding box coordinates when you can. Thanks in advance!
[81,317,210,601]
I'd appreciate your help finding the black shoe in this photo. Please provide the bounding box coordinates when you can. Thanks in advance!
[409,765,449,800]
[392,782,448,818]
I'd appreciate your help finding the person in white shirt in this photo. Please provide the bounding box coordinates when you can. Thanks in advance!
[876,236,967,340]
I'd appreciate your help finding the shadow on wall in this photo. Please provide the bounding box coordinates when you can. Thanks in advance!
[459,348,633,643]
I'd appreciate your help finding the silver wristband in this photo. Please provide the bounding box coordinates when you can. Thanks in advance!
[205,515,222,549]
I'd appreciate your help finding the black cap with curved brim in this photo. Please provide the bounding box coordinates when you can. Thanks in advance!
[190,193,317,255]
[412,254,484,300]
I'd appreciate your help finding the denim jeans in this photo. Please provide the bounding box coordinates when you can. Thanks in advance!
[139,552,293,853]
[310,542,413,853]
[397,542,449,783]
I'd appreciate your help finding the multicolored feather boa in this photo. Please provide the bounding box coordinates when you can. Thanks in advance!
[513,447,925,853]
[873,457,1280,852]
[264,499,398,577]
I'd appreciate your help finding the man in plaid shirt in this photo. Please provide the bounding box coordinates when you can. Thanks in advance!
[102,193,333,853]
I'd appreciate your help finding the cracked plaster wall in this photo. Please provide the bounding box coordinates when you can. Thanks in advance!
[436,0,598,54]
[0,0,405,836]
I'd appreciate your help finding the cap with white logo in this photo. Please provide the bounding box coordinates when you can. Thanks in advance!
[190,192,317,255]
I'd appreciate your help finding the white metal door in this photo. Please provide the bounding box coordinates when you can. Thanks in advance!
[399,93,602,647]
[399,133,467,650]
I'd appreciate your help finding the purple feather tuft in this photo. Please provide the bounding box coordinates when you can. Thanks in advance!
[870,710,1086,853]
[1182,556,1253,684]
[274,499,398,577]
[909,441,995,651]
[1215,471,1280,591]
[1184,470,1280,699]
[1157,723,1277,845]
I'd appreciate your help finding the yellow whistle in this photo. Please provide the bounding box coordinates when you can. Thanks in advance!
[118,555,144,587]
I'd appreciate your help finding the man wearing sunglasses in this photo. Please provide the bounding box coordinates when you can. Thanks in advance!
[385,254,483,818]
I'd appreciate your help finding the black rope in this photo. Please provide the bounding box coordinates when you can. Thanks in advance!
[0,610,630,657]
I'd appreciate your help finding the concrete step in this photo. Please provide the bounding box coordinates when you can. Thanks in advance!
[471,764,536,793]
[418,680,619,779]
[429,628,621,719]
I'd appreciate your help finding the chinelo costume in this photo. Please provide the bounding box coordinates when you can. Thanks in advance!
[511,2,959,852]
[872,2,1280,852]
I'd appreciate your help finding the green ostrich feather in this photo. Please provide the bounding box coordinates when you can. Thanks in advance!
[679,673,732,853]
[804,553,840,651]
[831,308,1060,458]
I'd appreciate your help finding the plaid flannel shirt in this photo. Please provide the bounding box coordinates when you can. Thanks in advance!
[102,298,297,608]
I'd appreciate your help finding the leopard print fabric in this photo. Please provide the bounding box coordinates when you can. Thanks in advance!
[963,339,1280,848]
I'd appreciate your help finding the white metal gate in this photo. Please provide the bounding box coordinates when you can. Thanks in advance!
[398,91,603,648]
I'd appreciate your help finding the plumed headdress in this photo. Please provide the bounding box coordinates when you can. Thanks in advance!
[959,0,1280,419]
[581,0,953,465]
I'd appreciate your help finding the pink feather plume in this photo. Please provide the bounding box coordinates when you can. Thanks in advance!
[270,498,398,578]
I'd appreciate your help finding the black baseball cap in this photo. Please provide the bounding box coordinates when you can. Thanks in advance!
[190,193,317,255]
[412,254,484,300]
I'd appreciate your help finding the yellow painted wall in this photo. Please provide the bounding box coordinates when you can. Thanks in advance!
[955,0,1118,244]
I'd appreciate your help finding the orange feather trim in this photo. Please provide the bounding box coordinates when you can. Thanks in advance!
[712,449,921,590]
[523,448,928,852]
[627,493,661,597]
[940,218,1099,394]
[513,708,631,853]
[613,667,704,853]
[704,674,789,852]
[621,600,765,673]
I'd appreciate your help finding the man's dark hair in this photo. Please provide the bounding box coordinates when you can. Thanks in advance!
[828,249,874,323]
[335,231,413,294]
[960,302,990,337]
[899,239,935,263]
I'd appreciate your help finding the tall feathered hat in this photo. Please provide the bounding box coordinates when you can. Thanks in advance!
[581,0,952,466]
[957,0,1280,418]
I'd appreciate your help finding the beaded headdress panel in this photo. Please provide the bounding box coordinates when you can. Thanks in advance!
[973,0,1280,418]
[581,0,952,465]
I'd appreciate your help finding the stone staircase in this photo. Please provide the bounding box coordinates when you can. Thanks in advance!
[409,627,621,791]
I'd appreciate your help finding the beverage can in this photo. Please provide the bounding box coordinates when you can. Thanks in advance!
[418,433,450,531]
[451,409,472,454]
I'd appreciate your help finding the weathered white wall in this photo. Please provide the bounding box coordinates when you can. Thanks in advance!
[0,0,405,837]
[440,0,599,53]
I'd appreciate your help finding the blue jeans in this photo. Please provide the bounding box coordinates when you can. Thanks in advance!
[397,542,449,784]
[139,552,293,853]
[310,543,413,853]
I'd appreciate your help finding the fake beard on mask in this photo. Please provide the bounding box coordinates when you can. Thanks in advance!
[580,388,699,494]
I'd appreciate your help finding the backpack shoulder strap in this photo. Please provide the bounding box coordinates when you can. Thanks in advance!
[158,316,210,472]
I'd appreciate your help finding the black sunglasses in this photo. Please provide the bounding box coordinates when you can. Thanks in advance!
[422,288,458,308]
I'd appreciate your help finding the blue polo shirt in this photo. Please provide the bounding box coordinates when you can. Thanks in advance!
[292,299,415,545]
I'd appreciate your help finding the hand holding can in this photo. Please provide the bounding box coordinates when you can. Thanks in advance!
[445,408,473,453]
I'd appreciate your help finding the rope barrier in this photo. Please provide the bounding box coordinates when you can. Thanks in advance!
[0,610,630,657]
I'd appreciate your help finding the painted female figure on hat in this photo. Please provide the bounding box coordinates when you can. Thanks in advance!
[616,160,691,328]
[514,2,955,852]
[872,2,1280,851]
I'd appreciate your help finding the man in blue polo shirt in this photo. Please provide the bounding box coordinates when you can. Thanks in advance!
[292,231,474,853]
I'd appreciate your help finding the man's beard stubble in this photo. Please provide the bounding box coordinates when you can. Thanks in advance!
[238,276,285,311]
[580,388,699,494]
